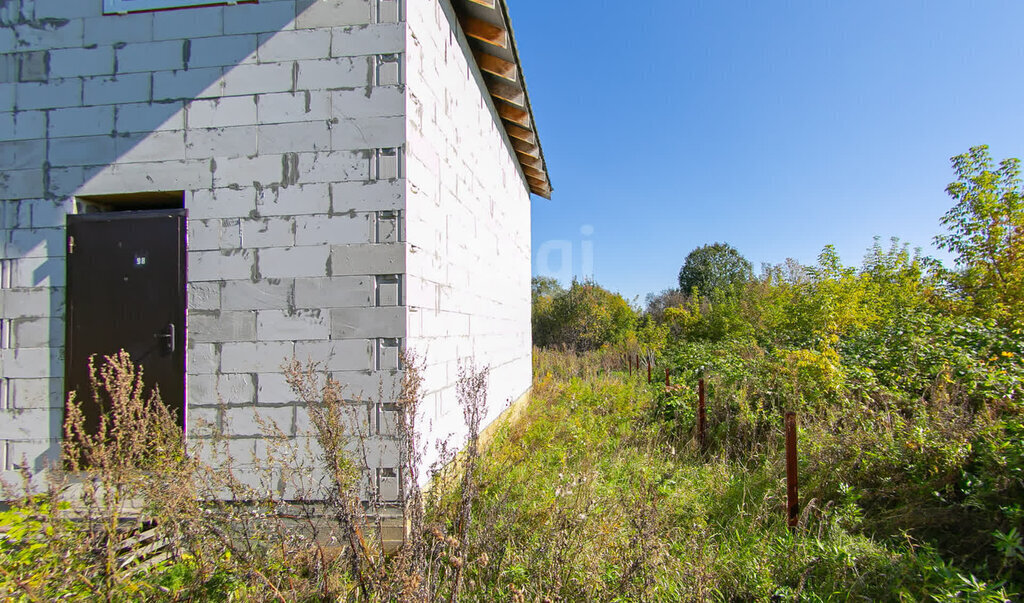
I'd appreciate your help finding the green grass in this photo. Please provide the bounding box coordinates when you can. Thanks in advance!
[3,347,1019,601]
[438,349,1021,602]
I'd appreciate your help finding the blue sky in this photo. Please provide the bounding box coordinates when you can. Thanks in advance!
[511,0,1024,303]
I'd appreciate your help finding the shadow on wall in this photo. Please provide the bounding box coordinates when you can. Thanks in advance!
[1,0,386,472]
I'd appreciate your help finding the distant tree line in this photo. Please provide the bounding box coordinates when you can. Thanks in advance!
[534,144,1024,360]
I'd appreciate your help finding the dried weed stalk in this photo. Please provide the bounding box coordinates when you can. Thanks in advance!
[62,351,195,593]
[2,348,495,602]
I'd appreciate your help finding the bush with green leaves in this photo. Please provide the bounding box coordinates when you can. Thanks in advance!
[532,278,637,351]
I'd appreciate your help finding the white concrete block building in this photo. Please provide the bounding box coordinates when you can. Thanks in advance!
[0,0,551,498]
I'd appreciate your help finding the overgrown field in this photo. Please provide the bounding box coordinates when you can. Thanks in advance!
[1,349,1020,601]
[442,348,1021,601]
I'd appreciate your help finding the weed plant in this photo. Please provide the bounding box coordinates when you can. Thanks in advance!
[0,351,493,602]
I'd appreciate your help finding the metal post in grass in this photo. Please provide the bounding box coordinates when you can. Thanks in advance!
[697,377,707,450]
[628,355,632,376]
[785,411,799,531]
[665,368,670,387]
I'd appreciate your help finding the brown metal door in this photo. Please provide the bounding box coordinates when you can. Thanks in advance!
[65,209,186,436]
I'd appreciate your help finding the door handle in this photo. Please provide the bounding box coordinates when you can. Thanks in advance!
[154,323,175,354]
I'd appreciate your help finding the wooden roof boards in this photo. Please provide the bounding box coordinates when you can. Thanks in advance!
[451,0,552,198]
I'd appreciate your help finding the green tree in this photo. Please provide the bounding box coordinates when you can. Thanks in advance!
[644,288,688,323]
[531,276,565,347]
[935,145,1024,325]
[678,242,753,298]
[534,279,636,351]
[532,276,564,303]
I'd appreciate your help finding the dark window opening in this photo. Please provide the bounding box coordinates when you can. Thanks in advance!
[75,191,185,214]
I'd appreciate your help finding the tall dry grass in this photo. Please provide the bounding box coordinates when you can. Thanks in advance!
[1,350,495,602]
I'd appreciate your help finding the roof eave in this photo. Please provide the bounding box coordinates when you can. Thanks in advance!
[450,0,553,199]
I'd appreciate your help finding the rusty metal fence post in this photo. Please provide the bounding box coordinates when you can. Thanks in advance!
[697,377,706,450]
[786,411,799,531]
[665,368,670,387]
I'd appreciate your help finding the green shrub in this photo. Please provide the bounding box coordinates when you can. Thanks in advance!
[533,278,637,351]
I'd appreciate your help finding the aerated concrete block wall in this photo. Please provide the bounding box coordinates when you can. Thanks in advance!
[405,0,532,468]
[0,0,410,488]
[0,0,533,493]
